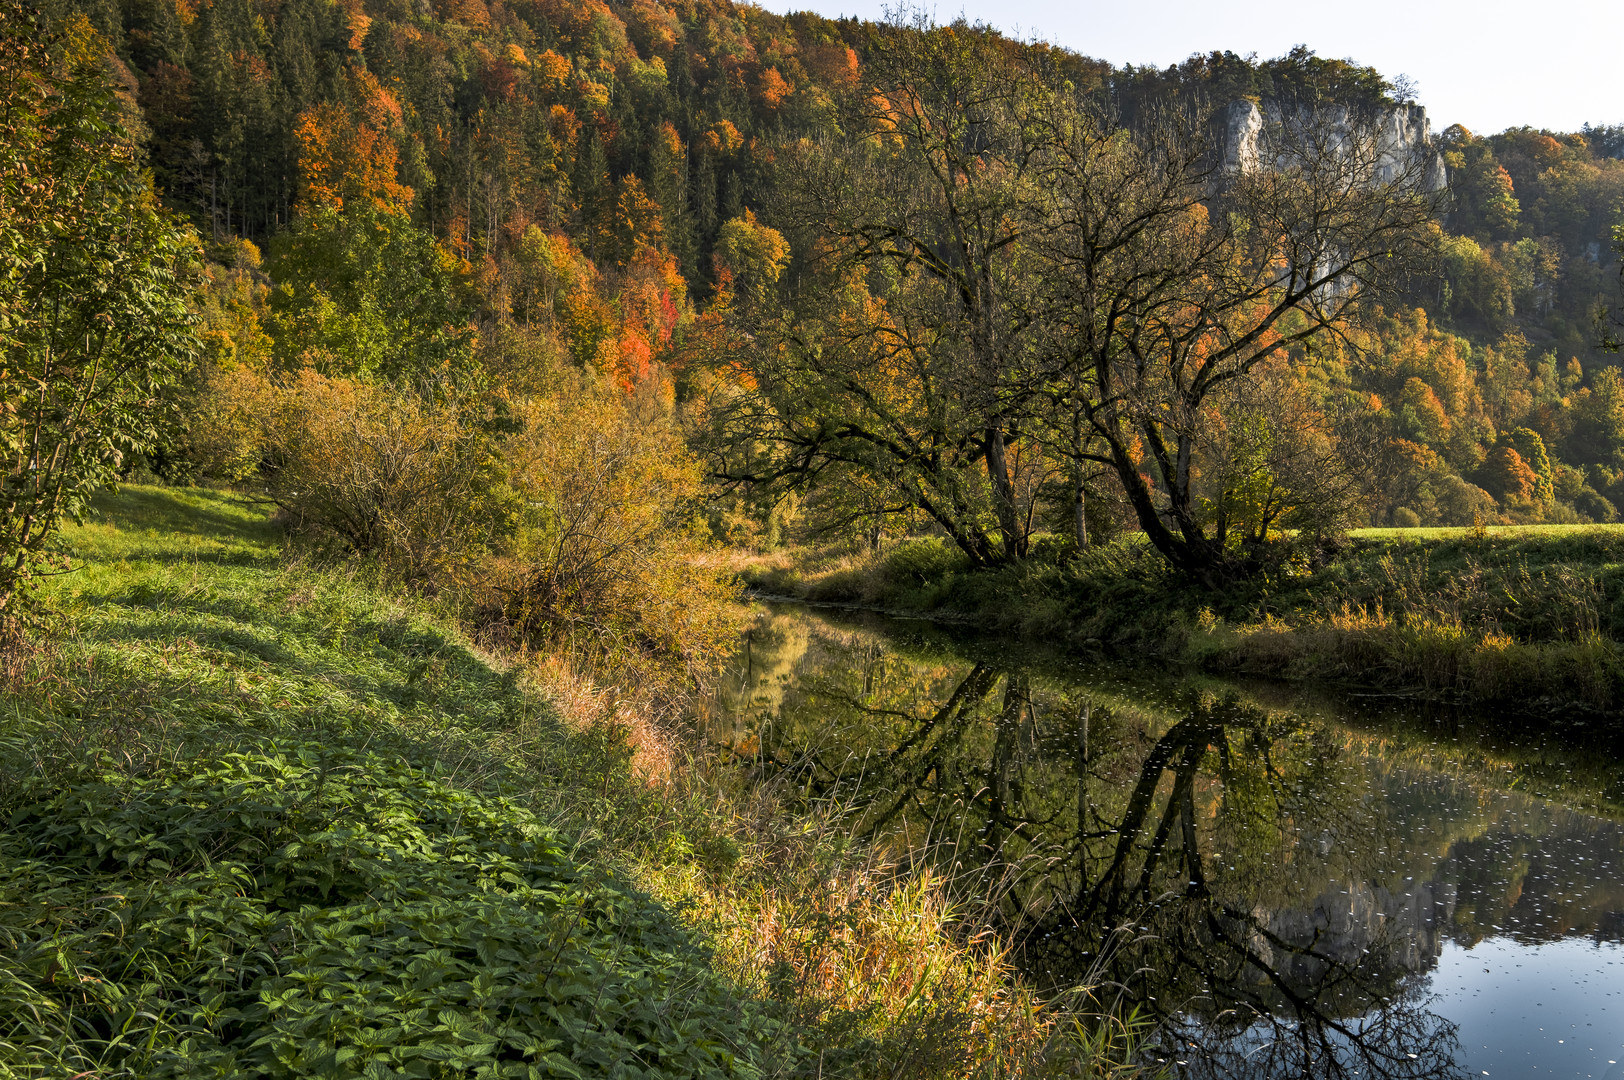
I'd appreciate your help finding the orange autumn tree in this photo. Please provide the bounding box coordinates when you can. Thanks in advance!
[291,70,412,214]
[505,224,686,390]
[597,175,664,267]
[606,245,687,389]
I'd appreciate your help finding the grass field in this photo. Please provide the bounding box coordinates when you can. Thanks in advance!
[1349,523,1624,539]
[0,485,1153,1080]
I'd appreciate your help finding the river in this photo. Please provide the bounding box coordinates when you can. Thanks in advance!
[698,602,1624,1080]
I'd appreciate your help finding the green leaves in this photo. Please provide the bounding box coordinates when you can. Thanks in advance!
[0,744,773,1078]
[0,1,200,618]
[266,204,478,387]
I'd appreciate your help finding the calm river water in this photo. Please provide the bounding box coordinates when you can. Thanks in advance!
[699,603,1624,1080]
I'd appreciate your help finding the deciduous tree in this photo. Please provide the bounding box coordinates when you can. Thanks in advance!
[0,4,199,620]
[1033,94,1439,581]
[711,19,1051,568]
[268,203,478,384]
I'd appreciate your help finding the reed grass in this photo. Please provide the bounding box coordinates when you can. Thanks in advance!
[741,530,1624,713]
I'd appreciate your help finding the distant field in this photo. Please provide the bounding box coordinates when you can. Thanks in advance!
[1350,523,1624,540]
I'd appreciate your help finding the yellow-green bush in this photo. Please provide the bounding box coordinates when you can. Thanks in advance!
[493,376,742,680]
[195,363,739,683]
[195,367,513,584]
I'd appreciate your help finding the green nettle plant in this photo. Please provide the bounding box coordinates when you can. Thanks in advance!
[0,2,198,625]
[0,742,778,1078]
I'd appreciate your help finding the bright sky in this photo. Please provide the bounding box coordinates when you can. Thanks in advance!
[755,0,1624,137]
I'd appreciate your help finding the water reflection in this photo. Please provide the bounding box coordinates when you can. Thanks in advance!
[701,606,1624,1079]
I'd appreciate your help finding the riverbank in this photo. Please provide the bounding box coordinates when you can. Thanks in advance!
[0,487,1154,1079]
[709,599,1624,1078]
[738,528,1624,715]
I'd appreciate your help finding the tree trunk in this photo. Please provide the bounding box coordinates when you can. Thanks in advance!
[1073,474,1088,550]
[1101,423,1232,587]
[914,490,1001,569]
[985,423,1026,561]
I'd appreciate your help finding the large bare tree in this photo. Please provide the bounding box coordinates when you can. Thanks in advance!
[1032,98,1441,582]
[704,18,1053,568]
[707,18,1439,582]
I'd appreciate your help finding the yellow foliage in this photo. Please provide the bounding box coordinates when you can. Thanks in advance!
[704,119,743,155]
[196,359,737,682]
[188,360,278,482]
[494,377,741,678]
[196,368,511,582]
[713,210,789,304]
[192,240,272,380]
[535,50,572,91]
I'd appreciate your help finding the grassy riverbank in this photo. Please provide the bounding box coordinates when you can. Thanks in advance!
[740,528,1624,715]
[0,487,1155,1079]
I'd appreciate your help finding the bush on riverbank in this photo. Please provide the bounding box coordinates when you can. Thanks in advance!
[192,365,743,688]
[742,529,1624,712]
[0,486,1158,1078]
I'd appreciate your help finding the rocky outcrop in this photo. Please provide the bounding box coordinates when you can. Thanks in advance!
[1221,98,1447,193]
[1240,875,1458,989]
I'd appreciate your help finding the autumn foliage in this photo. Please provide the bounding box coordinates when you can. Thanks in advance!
[492,378,741,677]
[36,0,1624,605]
[295,81,415,214]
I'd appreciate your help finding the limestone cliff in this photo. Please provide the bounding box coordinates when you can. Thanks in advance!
[1222,98,1447,192]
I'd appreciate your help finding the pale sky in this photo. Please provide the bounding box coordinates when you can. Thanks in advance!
[756,0,1624,137]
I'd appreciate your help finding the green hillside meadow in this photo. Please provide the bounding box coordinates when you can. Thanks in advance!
[0,486,781,1078]
[0,487,1136,1080]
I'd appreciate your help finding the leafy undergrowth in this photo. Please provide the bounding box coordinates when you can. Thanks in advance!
[0,487,1155,1079]
[742,530,1624,713]
[0,745,765,1079]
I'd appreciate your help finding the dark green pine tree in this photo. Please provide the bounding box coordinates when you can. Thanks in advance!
[574,129,610,260]
[124,0,190,72]
[720,167,743,223]
[668,41,696,134]
[648,119,696,275]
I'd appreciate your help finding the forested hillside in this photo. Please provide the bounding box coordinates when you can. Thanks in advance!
[0,0,1583,582]
[30,0,1624,551]
[8,4,1624,1073]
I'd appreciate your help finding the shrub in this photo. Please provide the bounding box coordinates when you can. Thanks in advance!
[199,367,514,584]
[493,377,741,680]
[1431,474,1500,526]
[0,741,777,1079]
[196,359,737,682]
[882,536,969,583]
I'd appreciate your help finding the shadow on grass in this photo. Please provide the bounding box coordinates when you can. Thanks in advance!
[77,485,281,558]
[68,597,523,728]
[40,483,531,750]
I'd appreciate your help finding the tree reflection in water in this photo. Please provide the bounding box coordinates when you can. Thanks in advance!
[701,609,1624,1079]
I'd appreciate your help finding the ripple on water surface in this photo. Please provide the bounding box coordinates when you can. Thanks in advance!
[1428,936,1624,1079]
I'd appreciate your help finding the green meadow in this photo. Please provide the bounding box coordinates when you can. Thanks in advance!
[0,486,1145,1080]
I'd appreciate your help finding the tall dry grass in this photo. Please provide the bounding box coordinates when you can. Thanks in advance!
[1179,546,1624,707]
[519,651,1164,1079]
[744,528,1624,712]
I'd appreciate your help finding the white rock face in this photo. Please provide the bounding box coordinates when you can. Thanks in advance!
[1221,98,1447,193]
[1221,98,1265,174]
